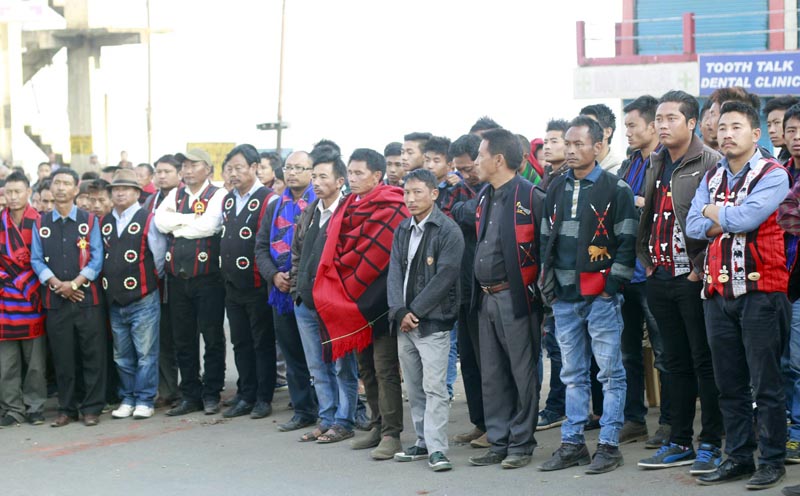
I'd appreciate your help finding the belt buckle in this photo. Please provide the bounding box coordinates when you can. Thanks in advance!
[481,285,493,295]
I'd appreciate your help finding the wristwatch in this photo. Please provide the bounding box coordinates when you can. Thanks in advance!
[71,281,79,291]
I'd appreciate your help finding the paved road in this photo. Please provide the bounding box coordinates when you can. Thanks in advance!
[1,342,797,495]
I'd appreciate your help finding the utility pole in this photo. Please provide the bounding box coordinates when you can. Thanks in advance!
[146,0,152,163]
[256,0,289,152]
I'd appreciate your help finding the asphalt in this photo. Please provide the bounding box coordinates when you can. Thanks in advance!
[2,337,798,496]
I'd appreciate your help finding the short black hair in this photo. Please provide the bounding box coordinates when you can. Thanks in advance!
[422,136,451,158]
[81,171,99,181]
[51,168,80,185]
[516,134,531,157]
[273,166,284,181]
[568,115,605,145]
[225,144,260,167]
[700,99,712,120]
[710,86,761,111]
[384,142,402,157]
[403,132,432,147]
[404,168,437,191]
[469,116,501,134]
[448,134,481,161]
[545,119,570,135]
[87,178,110,195]
[37,162,50,170]
[481,128,523,171]
[312,139,341,155]
[154,154,181,171]
[5,171,29,188]
[101,165,120,175]
[720,101,761,130]
[259,151,283,169]
[135,162,154,175]
[658,90,700,123]
[623,95,659,124]
[783,104,800,131]
[348,148,386,175]
[37,180,51,194]
[580,104,616,143]
[765,96,800,116]
[310,146,347,180]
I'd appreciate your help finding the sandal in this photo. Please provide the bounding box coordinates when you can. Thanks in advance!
[316,424,355,444]
[299,427,324,442]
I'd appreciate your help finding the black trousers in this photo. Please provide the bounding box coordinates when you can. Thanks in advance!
[273,309,316,420]
[46,303,107,416]
[157,298,179,402]
[226,284,276,404]
[458,304,485,431]
[647,275,723,448]
[705,292,789,467]
[168,273,226,403]
[356,330,404,438]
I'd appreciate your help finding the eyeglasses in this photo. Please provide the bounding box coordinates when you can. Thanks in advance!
[284,166,312,173]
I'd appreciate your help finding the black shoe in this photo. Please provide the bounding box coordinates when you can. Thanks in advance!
[250,401,272,419]
[586,443,624,474]
[165,400,202,417]
[783,484,800,496]
[468,450,506,466]
[222,394,241,407]
[585,415,601,431]
[222,400,253,418]
[27,412,45,425]
[203,399,220,415]
[277,415,316,432]
[745,464,785,490]
[539,443,591,471]
[501,453,532,469]
[697,458,756,486]
[0,414,20,427]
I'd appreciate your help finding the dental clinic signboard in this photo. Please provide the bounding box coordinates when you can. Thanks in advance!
[699,52,800,96]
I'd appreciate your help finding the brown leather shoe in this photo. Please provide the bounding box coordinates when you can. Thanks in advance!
[50,414,76,428]
[83,414,100,427]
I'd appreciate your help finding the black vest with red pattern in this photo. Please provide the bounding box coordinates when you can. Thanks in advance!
[220,186,274,290]
[703,158,789,298]
[36,209,102,309]
[166,184,221,278]
[101,208,159,306]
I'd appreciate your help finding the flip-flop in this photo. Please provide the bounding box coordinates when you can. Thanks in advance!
[299,427,324,442]
[317,425,355,444]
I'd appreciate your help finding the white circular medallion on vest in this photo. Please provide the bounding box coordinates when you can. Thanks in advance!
[82,281,90,288]
[224,198,235,211]
[78,223,89,236]
[165,252,172,262]
[248,199,260,212]
[236,256,250,270]
[102,223,113,236]
[127,222,141,235]
[123,277,138,290]
[102,277,108,290]
[39,226,50,238]
[198,251,208,263]
[239,226,252,240]
[124,250,138,263]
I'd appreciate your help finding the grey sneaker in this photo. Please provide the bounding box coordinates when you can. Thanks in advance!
[394,445,429,462]
[645,423,671,449]
[537,410,566,431]
[428,451,452,472]
[786,439,800,464]
[690,443,722,475]
[586,443,624,474]
[618,421,648,444]
[370,436,402,460]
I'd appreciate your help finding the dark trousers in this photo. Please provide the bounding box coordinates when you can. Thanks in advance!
[46,303,107,416]
[168,273,226,403]
[356,330,403,438]
[479,290,540,456]
[458,304,485,431]
[538,314,566,416]
[647,275,723,448]
[705,292,789,467]
[226,284,276,404]
[157,300,179,401]
[273,309,316,420]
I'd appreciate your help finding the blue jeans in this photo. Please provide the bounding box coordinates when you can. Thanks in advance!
[294,303,359,431]
[553,295,627,447]
[446,323,458,397]
[785,298,800,440]
[109,291,161,408]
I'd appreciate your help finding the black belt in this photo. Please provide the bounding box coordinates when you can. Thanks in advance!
[480,281,510,295]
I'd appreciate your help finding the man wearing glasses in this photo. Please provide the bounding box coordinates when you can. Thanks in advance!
[154,148,227,416]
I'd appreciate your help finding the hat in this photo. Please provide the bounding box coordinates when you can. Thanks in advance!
[107,169,142,191]
[175,148,212,168]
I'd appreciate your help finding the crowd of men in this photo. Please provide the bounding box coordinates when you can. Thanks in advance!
[3,86,800,494]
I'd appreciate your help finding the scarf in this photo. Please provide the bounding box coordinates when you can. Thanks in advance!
[268,184,316,314]
[313,184,408,362]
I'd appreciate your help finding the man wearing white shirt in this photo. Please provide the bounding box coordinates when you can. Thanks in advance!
[289,147,357,443]
[154,148,227,416]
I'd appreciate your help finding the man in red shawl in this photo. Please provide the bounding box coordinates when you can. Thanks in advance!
[0,172,46,426]
[313,148,409,460]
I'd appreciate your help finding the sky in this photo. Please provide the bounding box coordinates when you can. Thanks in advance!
[18,0,623,168]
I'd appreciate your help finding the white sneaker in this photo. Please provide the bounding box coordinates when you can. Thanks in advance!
[132,405,154,419]
[112,404,135,418]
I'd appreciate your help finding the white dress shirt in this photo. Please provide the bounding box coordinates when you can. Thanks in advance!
[154,179,225,239]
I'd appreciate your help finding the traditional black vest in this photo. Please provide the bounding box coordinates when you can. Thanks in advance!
[37,208,102,309]
[101,207,159,306]
[220,186,274,289]
[166,184,221,278]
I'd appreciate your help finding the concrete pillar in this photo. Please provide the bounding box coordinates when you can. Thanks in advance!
[64,0,92,171]
[785,0,798,50]
[0,22,24,165]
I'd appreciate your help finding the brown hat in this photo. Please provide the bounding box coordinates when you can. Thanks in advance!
[107,169,142,191]
[175,148,213,168]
